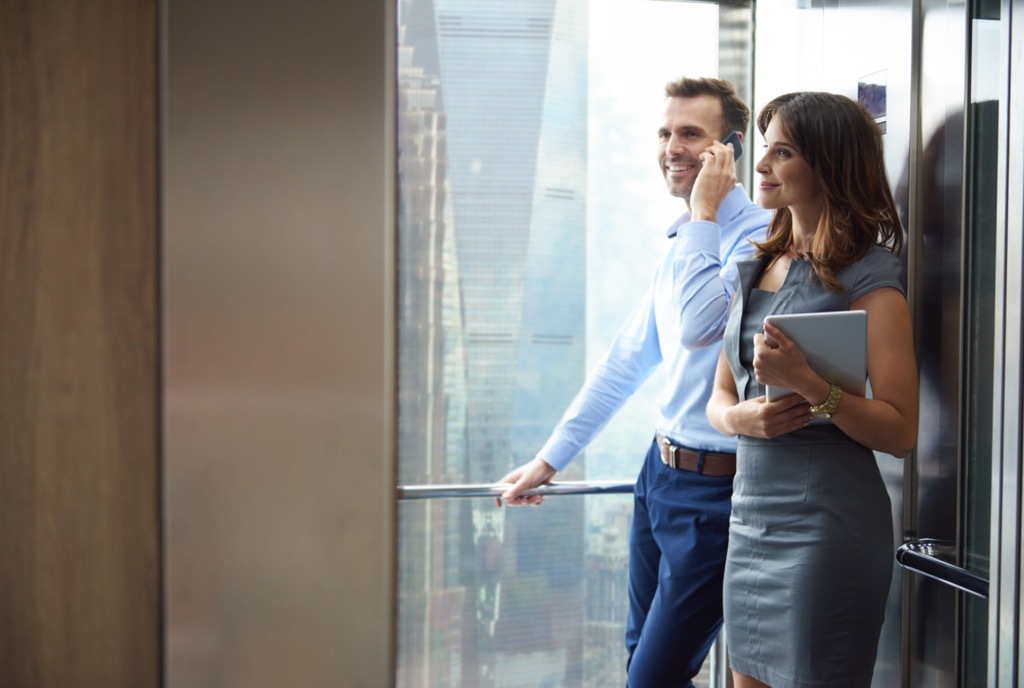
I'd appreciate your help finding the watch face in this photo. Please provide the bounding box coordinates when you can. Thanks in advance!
[811,409,832,420]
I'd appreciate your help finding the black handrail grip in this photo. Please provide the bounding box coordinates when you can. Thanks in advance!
[896,538,989,599]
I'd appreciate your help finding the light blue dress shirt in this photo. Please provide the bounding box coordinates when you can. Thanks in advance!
[538,185,771,472]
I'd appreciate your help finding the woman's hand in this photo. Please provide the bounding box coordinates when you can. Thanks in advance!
[724,393,812,439]
[708,341,812,440]
[752,321,821,398]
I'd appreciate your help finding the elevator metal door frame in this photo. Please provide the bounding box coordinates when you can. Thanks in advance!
[988,0,1024,683]
[905,0,1024,682]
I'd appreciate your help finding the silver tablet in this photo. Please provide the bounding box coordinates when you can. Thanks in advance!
[763,310,868,401]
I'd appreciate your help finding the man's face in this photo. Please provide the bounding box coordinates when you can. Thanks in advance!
[657,95,726,200]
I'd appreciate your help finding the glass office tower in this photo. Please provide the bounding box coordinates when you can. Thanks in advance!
[397,1,590,685]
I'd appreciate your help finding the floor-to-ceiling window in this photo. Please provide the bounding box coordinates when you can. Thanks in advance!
[395,2,719,685]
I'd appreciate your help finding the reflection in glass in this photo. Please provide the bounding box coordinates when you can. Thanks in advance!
[961,8,1000,682]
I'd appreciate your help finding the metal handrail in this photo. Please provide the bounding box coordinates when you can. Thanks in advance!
[397,480,634,500]
[895,538,989,599]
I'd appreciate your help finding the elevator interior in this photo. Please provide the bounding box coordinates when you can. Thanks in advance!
[158,1,1024,686]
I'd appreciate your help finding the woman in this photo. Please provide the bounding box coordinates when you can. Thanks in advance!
[706,91,919,688]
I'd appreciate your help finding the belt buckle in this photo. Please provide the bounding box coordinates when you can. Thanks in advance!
[662,436,678,469]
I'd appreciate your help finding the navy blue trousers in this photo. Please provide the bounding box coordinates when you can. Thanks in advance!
[625,437,733,688]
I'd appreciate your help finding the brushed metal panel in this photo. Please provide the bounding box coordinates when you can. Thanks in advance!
[163,2,395,686]
[909,0,968,683]
[719,0,755,190]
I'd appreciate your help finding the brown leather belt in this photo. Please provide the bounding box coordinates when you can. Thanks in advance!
[656,433,736,477]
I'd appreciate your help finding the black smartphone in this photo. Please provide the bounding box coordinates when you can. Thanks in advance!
[721,130,743,161]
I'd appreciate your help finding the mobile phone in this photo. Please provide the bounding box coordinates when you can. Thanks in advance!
[721,130,743,161]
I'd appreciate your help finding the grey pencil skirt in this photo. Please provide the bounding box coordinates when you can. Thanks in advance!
[724,435,894,688]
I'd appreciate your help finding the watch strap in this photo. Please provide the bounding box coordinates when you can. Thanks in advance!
[809,382,842,418]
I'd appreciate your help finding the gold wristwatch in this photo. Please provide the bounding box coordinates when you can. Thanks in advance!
[809,382,842,419]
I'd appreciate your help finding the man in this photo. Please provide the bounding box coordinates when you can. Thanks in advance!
[498,77,771,687]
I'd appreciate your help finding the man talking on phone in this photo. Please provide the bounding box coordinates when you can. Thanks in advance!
[497,77,770,687]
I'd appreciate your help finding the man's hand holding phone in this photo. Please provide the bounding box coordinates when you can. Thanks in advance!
[721,130,744,161]
[688,130,743,222]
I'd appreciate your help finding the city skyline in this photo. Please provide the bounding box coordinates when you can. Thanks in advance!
[398,1,590,684]
[397,2,721,685]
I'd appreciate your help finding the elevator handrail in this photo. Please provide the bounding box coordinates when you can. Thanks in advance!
[895,538,989,599]
[397,480,634,500]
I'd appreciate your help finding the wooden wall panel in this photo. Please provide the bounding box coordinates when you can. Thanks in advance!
[0,2,160,687]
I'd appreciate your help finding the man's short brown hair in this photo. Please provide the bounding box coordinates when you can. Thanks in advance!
[664,77,750,139]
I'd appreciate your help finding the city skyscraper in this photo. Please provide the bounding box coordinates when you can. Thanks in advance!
[397,0,590,685]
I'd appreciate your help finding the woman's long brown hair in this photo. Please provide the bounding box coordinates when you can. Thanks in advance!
[755,92,904,292]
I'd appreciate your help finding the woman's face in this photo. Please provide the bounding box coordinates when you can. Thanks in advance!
[754,117,822,213]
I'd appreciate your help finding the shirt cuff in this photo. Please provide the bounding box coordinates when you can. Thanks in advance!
[536,441,577,473]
